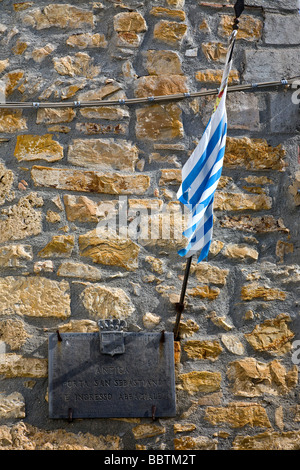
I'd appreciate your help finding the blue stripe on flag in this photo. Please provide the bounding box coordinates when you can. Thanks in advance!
[178,116,225,206]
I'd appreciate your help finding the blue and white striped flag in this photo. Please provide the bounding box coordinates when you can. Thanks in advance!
[177,30,237,263]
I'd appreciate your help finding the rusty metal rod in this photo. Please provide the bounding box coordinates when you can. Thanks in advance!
[0,77,297,110]
[173,255,193,341]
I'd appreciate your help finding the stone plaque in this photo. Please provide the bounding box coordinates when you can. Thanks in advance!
[48,326,176,419]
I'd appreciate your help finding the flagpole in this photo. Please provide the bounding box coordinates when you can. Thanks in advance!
[174,255,193,340]
[173,0,244,341]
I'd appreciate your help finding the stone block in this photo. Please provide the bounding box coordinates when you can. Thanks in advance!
[22,4,94,29]
[244,48,299,82]
[136,103,183,140]
[153,20,187,44]
[227,357,298,397]
[218,15,263,41]
[178,370,222,394]
[80,283,135,319]
[0,193,43,243]
[14,134,64,162]
[145,50,183,75]
[265,13,300,44]
[0,109,27,133]
[31,166,150,195]
[0,276,70,318]
[67,138,139,171]
[134,75,188,98]
[79,228,140,271]
[0,392,25,419]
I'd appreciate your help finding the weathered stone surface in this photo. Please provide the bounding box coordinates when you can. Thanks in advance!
[289,171,300,206]
[202,42,228,62]
[142,312,161,329]
[219,215,289,234]
[0,163,14,206]
[0,276,70,318]
[134,75,188,98]
[0,392,25,419]
[46,210,61,224]
[55,319,98,333]
[187,285,220,300]
[159,168,181,186]
[0,109,27,133]
[22,4,94,30]
[227,357,298,397]
[57,261,102,281]
[224,137,286,171]
[0,423,121,450]
[145,50,183,75]
[0,319,30,350]
[174,423,196,434]
[132,424,165,440]
[38,235,75,258]
[190,262,229,286]
[66,33,107,49]
[67,138,139,171]
[150,6,186,21]
[31,44,56,62]
[136,103,183,140]
[0,59,9,74]
[113,12,147,33]
[79,228,139,271]
[244,48,299,82]
[183,340,222,360]
[195,69,239,84]
[264,13,300,45]
[232,430,300,451]
[63,195,117,223]
[219,15,263,41]
[174,436,217,450]
[3,71,24,96]
[241,282,286,301]
[223,244,259,261]
[153,20,187,44]
[0,193,43,243]
[53,53,100,78]
[244,314,294,355]
[31,166,150,195]
[178,371,222,394]
[80,283,135,319]
[204,403,271,428]
[79,107,129,120]
[36,108,76,125]
[0,354,47,378]
[138,211,186,250]
[208,311,234,331]
[14,134,64,162]
[215,191,272,211]
[221,334,245,355]
[0,244,32,267]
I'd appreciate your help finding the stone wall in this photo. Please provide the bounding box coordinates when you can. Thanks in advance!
[0,0,300,451]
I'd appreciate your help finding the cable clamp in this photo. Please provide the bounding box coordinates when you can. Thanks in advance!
[184,92,191,98]
[73,101,81,108]
[32,102,40,109]
[281,79,288,85]
[147,96,155,102]
[118,99,126,105]
[251,83,258,88]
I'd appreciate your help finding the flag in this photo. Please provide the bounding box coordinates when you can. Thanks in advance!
[177,29,237,263]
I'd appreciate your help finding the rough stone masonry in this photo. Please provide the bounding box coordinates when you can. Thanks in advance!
[0,0,299,451]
